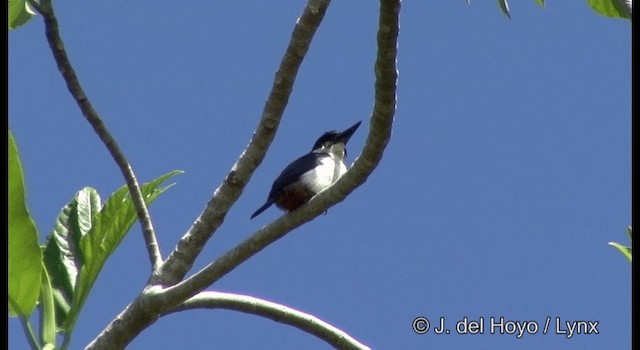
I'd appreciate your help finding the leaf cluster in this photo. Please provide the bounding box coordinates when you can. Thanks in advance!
[9,131,181,349]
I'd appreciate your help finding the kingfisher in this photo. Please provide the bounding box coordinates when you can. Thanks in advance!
[250,121,362,219]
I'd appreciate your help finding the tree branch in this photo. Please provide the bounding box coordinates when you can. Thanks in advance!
[28,0,163,271]
[162,291,371,350]
[86,0,398,347]
[154,0,333,286]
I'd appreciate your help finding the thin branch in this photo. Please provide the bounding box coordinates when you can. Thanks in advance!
[154,0,333,286]
[163,291,371,350]
[27,0,163,271]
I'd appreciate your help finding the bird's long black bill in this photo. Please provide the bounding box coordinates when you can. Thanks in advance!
[337,121,362,144]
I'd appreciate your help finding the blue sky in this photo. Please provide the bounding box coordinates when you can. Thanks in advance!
[9,1,630,349]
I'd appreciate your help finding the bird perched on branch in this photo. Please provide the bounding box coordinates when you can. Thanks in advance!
[250,121,362,219]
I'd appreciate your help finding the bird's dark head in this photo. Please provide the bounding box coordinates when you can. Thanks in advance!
[311,121,362,158]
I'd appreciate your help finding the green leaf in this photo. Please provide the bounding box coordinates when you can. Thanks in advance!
[497,0,511,19]
[39,263,57,347]
[62,170,182,336]
[9,131,42,317]
[608,226,632,262]
[535,0,545,7]
[586,0,631,19]
[609,242,631,261]
[8,0,35,30]
[42,187,101,330]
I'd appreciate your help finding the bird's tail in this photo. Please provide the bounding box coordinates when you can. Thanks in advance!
[250,198,275,219]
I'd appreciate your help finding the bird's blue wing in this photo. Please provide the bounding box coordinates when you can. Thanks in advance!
[251,152,328,218]
[268,153,325,198]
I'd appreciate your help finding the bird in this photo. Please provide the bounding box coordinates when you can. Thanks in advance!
[250,121,362,219]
